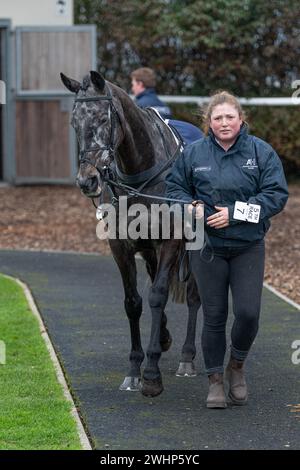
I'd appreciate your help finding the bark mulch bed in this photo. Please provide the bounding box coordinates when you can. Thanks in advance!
[0,184,299,304]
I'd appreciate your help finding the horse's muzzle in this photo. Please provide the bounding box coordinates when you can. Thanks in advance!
[76,175,99,195]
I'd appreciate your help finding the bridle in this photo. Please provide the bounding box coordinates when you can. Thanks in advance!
[74,85,122,172]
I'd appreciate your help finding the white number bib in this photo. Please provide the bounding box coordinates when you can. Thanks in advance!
[233,201,261,223]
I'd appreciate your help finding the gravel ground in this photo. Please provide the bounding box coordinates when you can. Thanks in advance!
[0,184,299,304]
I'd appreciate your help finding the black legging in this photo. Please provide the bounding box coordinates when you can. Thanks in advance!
[190,239,265,375]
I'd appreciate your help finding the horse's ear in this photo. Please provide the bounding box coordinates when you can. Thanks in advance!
[90,71,105,92]
[60,73,81,93]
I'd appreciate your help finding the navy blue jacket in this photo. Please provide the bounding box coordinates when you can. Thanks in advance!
[135,88,172,119]
[165,124,289,247]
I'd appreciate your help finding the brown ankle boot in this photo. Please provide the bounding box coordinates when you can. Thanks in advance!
[206,373,227,409]
[225,357,248,405]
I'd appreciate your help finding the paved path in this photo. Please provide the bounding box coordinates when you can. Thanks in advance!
[0,250,299,450]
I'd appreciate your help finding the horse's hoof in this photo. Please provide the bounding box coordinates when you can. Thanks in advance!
[119,376,142,392]
[160,333,172,352]
[141,377,164,397]
[176,361,197,377]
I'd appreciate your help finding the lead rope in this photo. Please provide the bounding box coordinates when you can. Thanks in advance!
[178,207,214,283]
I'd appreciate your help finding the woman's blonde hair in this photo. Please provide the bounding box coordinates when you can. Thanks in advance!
[201,90,247,134]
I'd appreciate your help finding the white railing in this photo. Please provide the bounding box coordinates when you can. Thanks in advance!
[158,96,300,106]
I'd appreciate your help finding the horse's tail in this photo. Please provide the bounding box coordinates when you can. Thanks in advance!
[169,240,189,304]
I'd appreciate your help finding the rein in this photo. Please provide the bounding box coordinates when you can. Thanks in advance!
[102,145,183,203]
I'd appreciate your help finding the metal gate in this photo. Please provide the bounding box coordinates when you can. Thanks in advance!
[12,25,97,184]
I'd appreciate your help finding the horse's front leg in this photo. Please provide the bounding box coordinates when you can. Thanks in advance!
[140,248,172,353]
[176,273,201,377]
[109,239,144,391]
[142,239,180,397]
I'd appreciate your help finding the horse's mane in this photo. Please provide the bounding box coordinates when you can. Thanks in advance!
[80,74,175,139]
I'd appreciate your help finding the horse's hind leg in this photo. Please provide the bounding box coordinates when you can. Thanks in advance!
[176,273,201,377]
[109,239,144,391]
[141,248,172,353]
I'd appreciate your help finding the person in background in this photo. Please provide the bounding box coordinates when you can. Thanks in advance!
[131,67,203,146]
[165,90,289,409]
[131,67,172,119]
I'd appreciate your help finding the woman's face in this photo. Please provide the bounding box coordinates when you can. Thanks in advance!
[210,103,242,145]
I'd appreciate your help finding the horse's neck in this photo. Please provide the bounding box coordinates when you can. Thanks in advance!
[113,88,159,174]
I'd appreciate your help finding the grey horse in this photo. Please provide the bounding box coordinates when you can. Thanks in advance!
[60,70,202,397]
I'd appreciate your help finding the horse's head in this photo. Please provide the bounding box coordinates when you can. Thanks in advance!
[60,71,124,198]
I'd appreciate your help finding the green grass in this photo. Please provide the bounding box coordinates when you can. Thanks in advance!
[0,274,82,450]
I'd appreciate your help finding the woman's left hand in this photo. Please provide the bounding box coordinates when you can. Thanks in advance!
[206,206,229,228]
